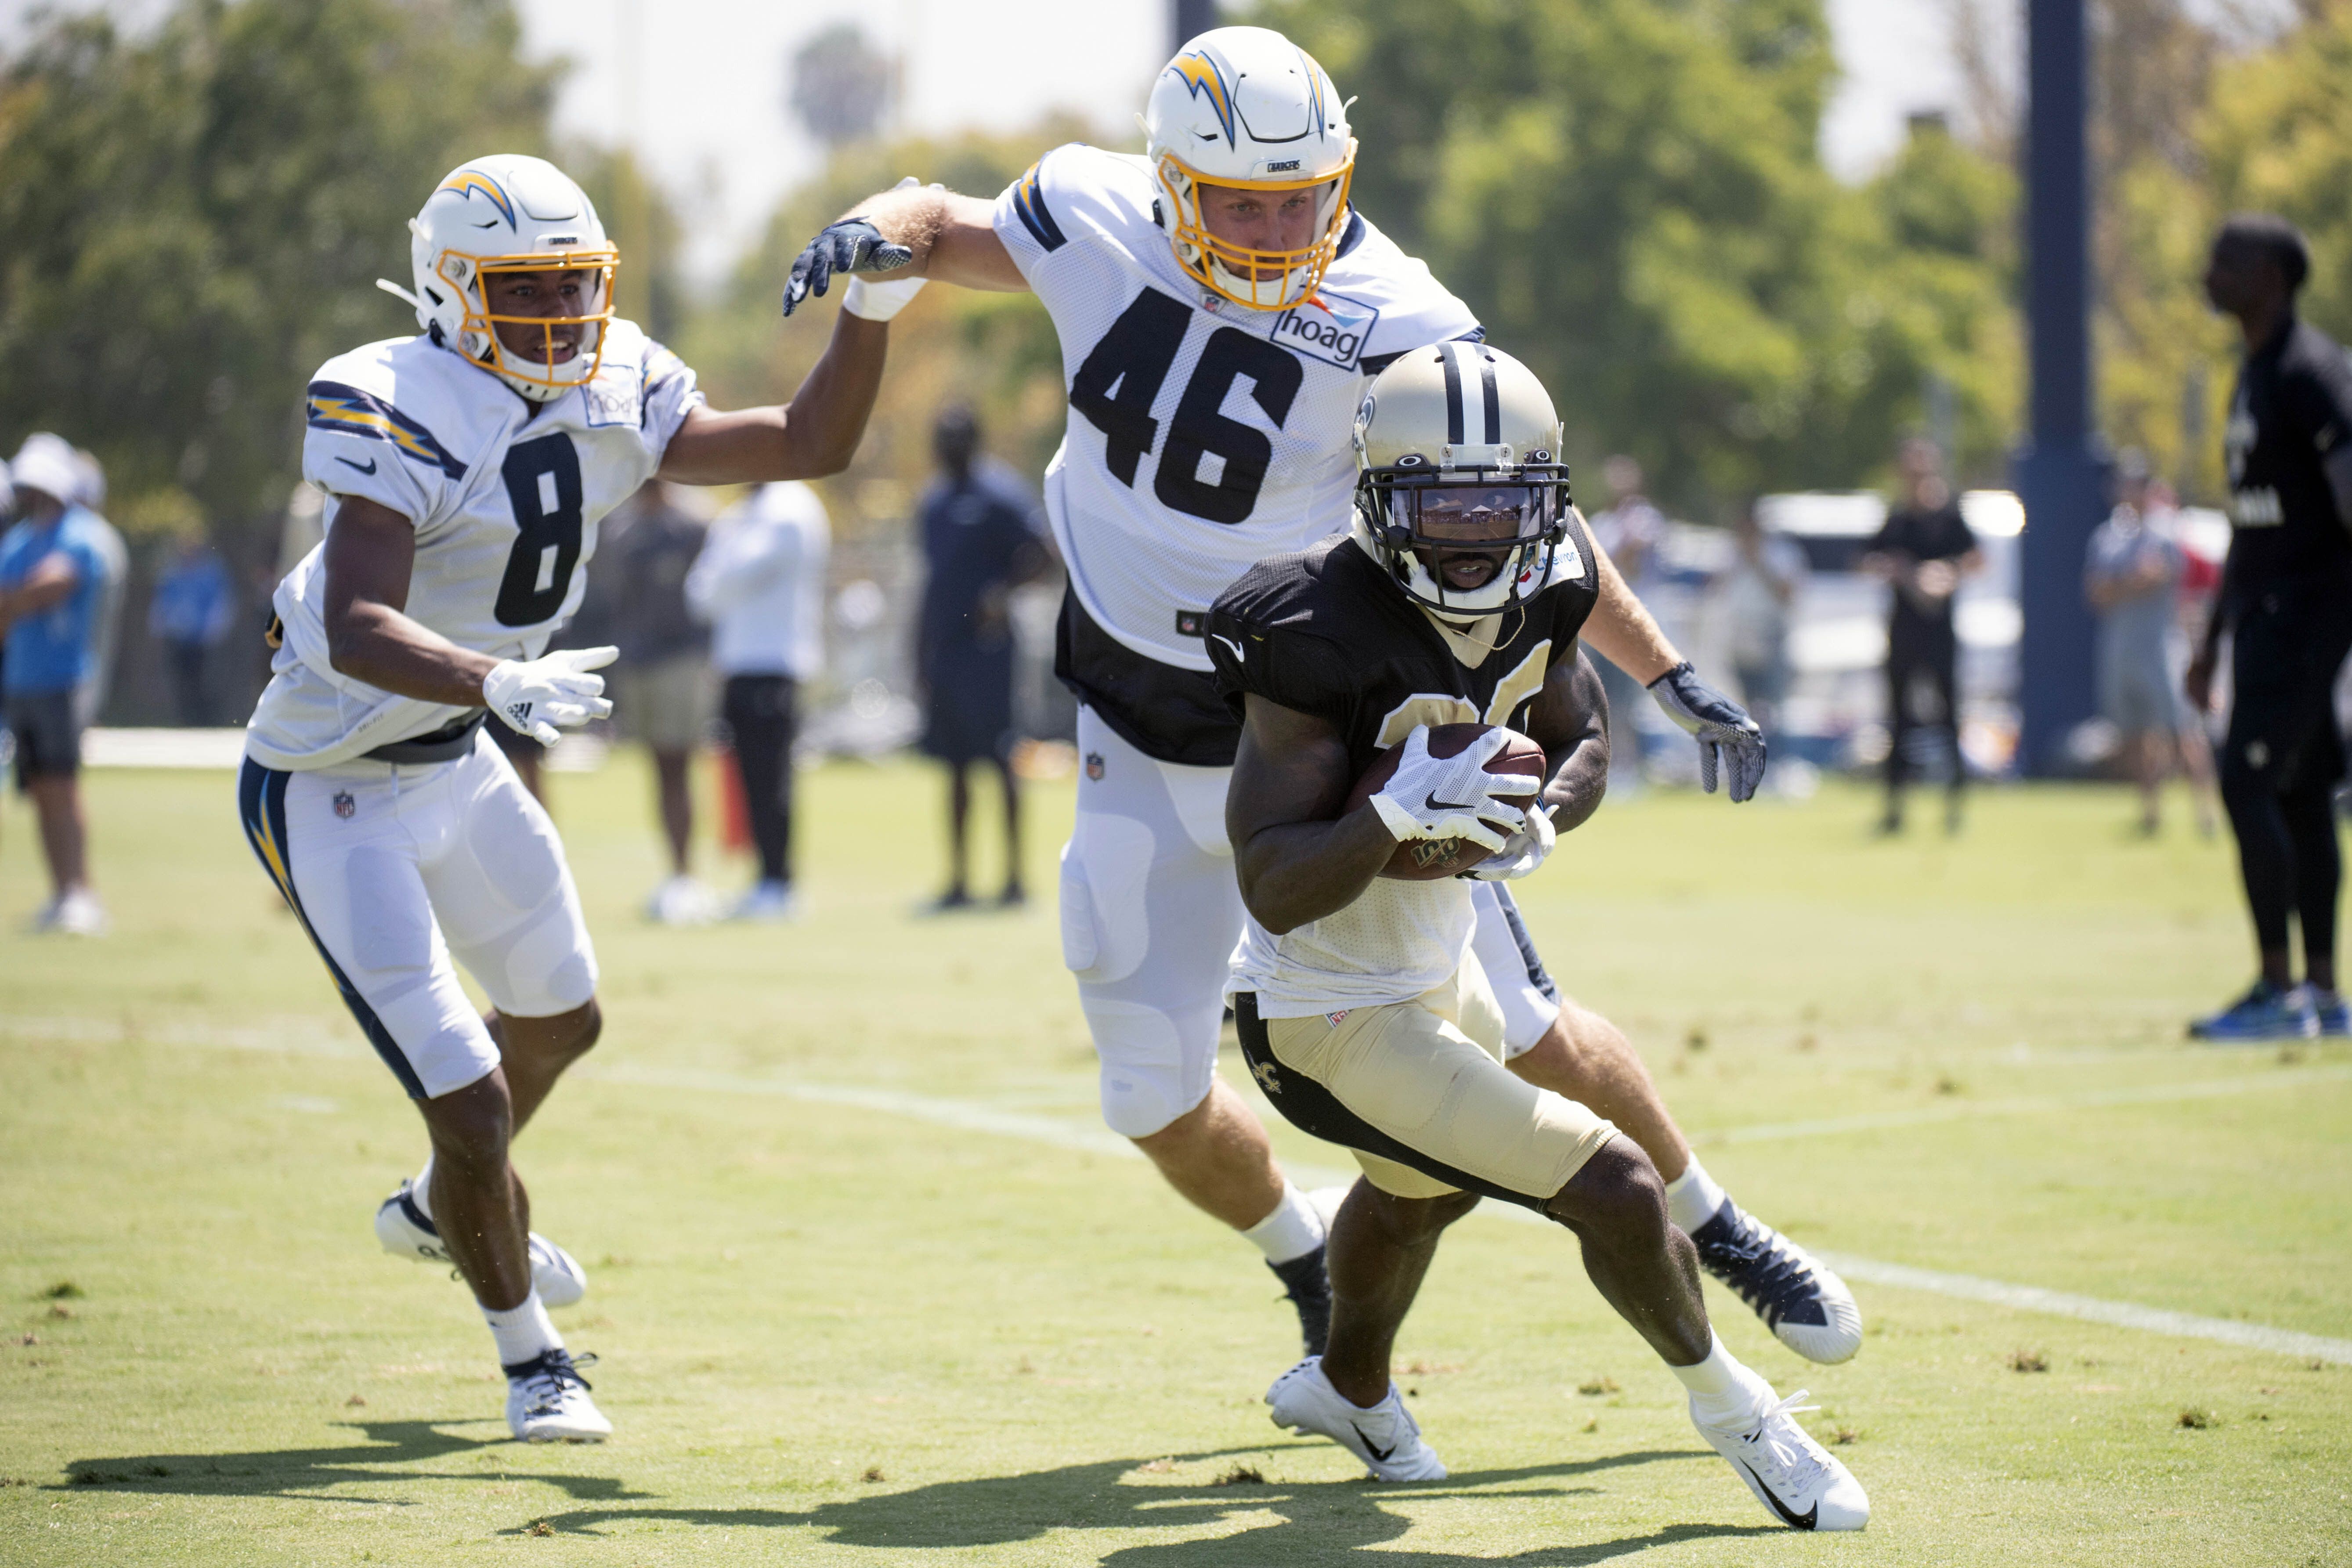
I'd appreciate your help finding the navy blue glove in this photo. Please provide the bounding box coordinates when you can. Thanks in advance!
[1648,662,1767,802]
[781,217,914,317]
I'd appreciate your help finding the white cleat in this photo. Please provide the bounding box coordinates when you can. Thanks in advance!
[1693,1388,1869,1531]
[1267,1356,1448,1482]
[504,1348,611,1442]
[372,1181,589,1308]
[731,880,798,922]
[30,889,108,937]
[645,874,719,927]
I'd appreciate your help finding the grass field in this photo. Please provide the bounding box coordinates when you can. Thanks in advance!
[2,756,2348,1566]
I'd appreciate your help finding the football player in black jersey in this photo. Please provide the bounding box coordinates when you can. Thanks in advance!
[2187,214,2352,1041]
[1207,347,1867,1529]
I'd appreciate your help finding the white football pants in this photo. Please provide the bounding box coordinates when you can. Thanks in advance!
[237,728,598,1100]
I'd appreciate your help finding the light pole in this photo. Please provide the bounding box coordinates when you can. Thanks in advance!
[1172,0,1215,50]
[2012,0,2107,775]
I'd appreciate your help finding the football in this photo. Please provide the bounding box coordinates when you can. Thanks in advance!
[1344,723,1549,881]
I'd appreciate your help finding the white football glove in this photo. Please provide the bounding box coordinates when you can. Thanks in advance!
[1468,800,1557,881]
[482,647,617,748]
[1366,726,1539,855]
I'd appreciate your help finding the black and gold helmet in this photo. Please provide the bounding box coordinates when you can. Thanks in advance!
[1352,342,1572,617]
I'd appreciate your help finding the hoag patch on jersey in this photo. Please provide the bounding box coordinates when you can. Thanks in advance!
[1273,288,1379,372]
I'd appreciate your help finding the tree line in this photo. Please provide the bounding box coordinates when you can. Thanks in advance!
[1,0,2346,560]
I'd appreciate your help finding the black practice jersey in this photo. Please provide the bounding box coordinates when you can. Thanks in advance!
[1207,523,1601,777]
[1866,502,1976,644]
[2223,317,2352,602]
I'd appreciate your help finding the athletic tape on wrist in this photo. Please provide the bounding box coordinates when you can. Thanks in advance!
[843,274,926,322]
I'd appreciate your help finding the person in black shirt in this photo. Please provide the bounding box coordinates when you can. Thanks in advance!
[2184,214,2352,1041]
[914,406,1050,910]
[1861,437,1981,835]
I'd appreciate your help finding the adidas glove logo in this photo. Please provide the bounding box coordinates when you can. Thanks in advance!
[507,700,533,723]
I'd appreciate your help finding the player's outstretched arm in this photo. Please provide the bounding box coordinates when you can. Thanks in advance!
[780,187,1024,318]
[1227,696,1402,936]
[658,309,890,486]
[1581,531,1767,802]
[1579,532,1681,683]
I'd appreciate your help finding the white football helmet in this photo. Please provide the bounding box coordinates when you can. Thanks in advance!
[383,155,618,403]
[1141,26,1355,312]
[1353,343,1573,618]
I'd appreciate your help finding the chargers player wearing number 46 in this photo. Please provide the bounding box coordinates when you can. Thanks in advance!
[237,155,912,1442]
[781,27,1857,1369]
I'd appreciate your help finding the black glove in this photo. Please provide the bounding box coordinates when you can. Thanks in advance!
[1647,661,1767,802]
[780,217,914,317]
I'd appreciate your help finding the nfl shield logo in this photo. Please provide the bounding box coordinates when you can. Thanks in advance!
[332,790,356,820]
[1084,752,1105,782]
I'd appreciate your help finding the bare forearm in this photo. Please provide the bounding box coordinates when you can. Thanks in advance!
[1237,808,1400,935]
[328,602,496,707]
[1581,550,1680,683]
[853,188,1023,291]
[661,314,889,484]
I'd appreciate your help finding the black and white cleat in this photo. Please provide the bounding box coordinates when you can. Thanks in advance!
[1688,1198,1861,1365]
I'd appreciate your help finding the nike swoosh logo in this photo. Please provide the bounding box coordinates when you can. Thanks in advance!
[1424,792,1477,813]
[1210,633,1245,664]
[1350,1422,1395,1463]
[1736,1456,1818,1529]
[336,455,377,475]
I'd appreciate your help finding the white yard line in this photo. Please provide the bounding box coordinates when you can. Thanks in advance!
[11,1019,2351,1363]
[578,1060,2352,1366]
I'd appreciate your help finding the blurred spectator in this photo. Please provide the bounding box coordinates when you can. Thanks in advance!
[688,481,828,922]
[2085,453,2219,836]
[68,447,128,727]
[148,528,238,726]
[914,406,1049,911]
[0,433,112,934]
[1706,496,1806,737]
[1587,455,1666,788]
[1862,437,1981,835]
[607,481,715,925]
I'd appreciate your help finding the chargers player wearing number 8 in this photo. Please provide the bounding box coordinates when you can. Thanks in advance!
[238,154,913,1442]
[783,28,1859,1369]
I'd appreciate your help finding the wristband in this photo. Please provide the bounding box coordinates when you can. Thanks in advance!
[842,274,927,322]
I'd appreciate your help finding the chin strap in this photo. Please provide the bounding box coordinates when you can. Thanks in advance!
[375,278,426,311]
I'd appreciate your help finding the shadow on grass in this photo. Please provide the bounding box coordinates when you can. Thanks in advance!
[57,1418,650,1505]
[500,1445,1784,1564]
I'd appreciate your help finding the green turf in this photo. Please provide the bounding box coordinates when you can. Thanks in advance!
[1,759,2347,1566]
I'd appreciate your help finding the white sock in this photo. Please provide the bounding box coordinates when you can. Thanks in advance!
[1663,1157,1728,1234]
[1669,1330,1774,1430]
[483,1290,562,1370]
[409,1156,436,1222]
[1240,1183,1326,1265]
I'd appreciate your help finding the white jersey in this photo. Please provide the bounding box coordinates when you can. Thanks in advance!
[994,143,1478,672]
[245,320,703,769]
